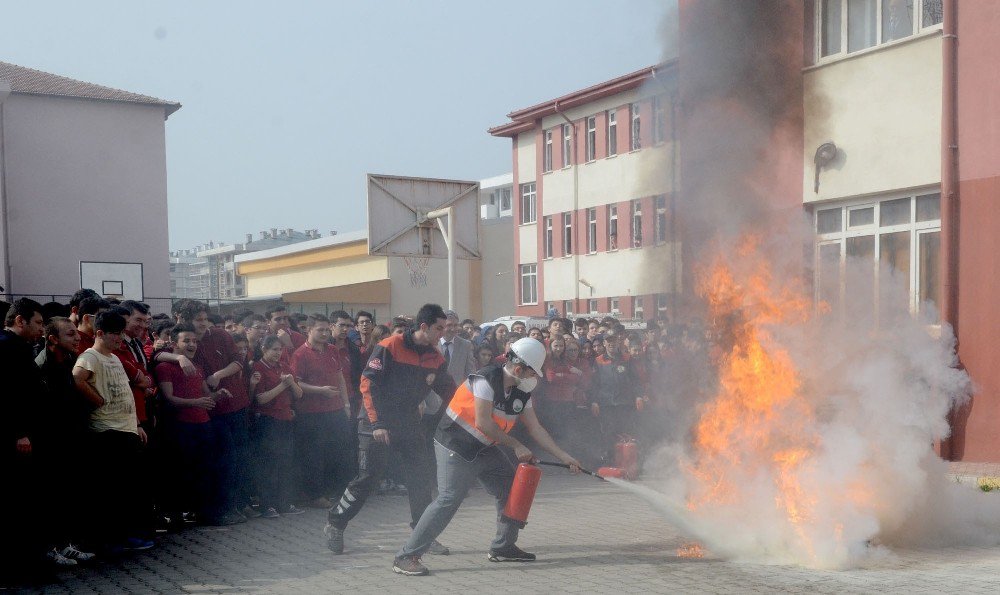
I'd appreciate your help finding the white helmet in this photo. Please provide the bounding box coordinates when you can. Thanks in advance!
[508,337,546,375]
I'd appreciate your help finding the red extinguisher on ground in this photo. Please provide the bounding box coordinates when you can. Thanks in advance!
[502,462,542,527]
[614,435,639,480]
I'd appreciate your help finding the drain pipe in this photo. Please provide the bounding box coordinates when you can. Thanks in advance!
[0,80,11,298]
[939,0,959,460]
[554,101,580,313]
[940,0,959,331]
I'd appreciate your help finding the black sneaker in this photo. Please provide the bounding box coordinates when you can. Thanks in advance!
[392,555,429,576]
[426,539,449,555]
[281,504,305,516]
[487,544,535,562]
[324,524,344,554]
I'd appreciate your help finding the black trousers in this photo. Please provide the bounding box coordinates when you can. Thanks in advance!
[86,430,144,546]
[294,410,354,501]
[327,428,433,530]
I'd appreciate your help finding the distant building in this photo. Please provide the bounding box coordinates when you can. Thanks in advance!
[489,64,678,321]
[0,60,180,311]
[235,175,513,323]
[479,173,515,320]
[170,228,320,301]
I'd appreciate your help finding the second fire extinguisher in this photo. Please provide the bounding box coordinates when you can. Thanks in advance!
[502,463,542,528]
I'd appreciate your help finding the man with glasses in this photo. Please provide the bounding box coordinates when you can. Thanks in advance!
[355,311,375,355]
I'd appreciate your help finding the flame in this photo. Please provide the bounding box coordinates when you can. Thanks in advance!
[676,542,706,558]
[683,235,829,562]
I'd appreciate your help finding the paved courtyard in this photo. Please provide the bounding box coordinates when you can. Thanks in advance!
[20,470,1000,594]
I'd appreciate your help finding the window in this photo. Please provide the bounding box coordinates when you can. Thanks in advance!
[519,183,536,224]
[633,296,644,319]
[656,294,669,315]
[631,199,643,248]
[519,264,537,305]
[587,208,598,253]
[606,109,618,156]
[564,300,574,316]
[492,187,512,217]
[653,96,667,144]
[608,205,618,250]
[563,212,573,256]
[819,0,942,60]
[814,192,941,319]
[562,124,572,167]
[589,299,599,315]
[610,297,620,314]
[585,116,597,162]
[655,195,668,244]
[543,130,553,173]
[543,216,553,259]
[629,103,641,151]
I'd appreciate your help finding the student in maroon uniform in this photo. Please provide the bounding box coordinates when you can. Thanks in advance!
[251,335,304,518]
[176,300,253,525]
[290,314,352,509]
[75,297,110,355]
[266,306,306,366]
[156,323,230,522]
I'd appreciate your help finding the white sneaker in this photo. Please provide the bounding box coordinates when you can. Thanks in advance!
[60,543,96,562]
[45,548,78,567]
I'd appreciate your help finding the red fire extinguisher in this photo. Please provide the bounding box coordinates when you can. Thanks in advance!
[502,463,542,527]
[614,436,639,480]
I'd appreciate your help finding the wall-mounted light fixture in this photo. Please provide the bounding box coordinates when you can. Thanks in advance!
[813,141,838,193]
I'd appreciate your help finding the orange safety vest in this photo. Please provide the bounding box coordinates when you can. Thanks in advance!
[438,364,531,459]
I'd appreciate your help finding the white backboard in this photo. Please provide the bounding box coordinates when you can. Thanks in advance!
[80,261,144,300]
[367,174,480,259]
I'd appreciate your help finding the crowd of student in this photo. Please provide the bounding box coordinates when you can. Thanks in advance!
[0,290,715,583]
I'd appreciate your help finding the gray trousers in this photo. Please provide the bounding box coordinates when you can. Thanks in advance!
[397,440,519,558]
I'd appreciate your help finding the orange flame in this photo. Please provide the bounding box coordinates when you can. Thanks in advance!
[685,236,827,559]
[676,542,706,558]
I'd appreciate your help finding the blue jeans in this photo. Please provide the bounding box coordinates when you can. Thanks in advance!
[397,441,520,558]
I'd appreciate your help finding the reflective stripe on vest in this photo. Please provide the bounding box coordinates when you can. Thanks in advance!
[445,379,518,446]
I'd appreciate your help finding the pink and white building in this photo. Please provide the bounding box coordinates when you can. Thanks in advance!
[489,64,678,321]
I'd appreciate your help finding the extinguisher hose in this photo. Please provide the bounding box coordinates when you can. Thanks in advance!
[536,460,606,481]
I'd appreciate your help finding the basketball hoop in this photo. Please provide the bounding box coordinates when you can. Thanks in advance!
[404,256,430,288]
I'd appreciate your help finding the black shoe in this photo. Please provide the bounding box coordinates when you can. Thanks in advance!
[210,511,246,526]
[392,555,429,576]
[324,524,344,554]
[426,539,449,555]
[488,544,535,562]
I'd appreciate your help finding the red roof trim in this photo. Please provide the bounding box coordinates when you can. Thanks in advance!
[489,61,676,137]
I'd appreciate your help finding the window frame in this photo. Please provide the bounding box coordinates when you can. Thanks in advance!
[519,263,538,305]
[587,208,598,254]
[655,195,668,244]
[562,124,573,168]
[633,296,644,319]
[562,212,573,256]
[606,109,618,157]
[585,116,597,162]
[629,103,641,151]
[519,183,537,225]
[543,129,553,173]
[607,204,618,251]
[631,199,643,248]
[543,216,553,259]
[652,95,667,145]
[815,0,943,63]
[813,189,942,318]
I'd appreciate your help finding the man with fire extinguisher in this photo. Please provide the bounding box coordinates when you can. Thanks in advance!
[391,337,581,576]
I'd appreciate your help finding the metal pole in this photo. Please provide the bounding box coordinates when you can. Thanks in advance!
[427,206,456,311]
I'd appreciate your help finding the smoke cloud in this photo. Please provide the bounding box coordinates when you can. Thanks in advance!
[636,0,1000,569]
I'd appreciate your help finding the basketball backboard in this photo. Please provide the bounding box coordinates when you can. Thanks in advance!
[367,174,480,260]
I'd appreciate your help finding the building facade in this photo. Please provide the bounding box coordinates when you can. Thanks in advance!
[170,228,319,301]
[489,65,679,321]
[0,61,179,310]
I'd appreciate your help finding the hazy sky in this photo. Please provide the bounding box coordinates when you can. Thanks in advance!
[0,1,669,250]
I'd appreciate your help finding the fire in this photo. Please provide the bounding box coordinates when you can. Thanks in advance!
[683,235,827,560]
[676,542,706,558]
